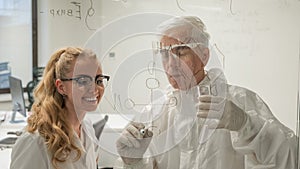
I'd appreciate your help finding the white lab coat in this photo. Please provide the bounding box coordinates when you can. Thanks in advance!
[115,69,297,169]
[10,119,99,169]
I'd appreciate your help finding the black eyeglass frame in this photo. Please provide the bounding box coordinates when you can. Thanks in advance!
[60,74,110,87]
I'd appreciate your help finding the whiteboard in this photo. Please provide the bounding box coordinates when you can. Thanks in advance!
[38,0,300,132]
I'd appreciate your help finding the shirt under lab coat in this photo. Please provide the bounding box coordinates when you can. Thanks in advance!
[115,69,297,169]
[10,119,99,169]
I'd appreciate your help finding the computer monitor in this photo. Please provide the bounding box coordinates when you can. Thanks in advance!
[9,76,26,123]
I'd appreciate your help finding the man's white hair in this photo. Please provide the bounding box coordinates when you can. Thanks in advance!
[157,16,210,47]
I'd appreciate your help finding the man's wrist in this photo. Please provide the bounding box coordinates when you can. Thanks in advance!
[123,158,145,169]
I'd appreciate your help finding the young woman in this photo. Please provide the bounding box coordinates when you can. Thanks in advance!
[10,47,110,169]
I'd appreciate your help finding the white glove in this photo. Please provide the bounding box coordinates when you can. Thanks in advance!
[116,122,153,165]
[196,95,248,131]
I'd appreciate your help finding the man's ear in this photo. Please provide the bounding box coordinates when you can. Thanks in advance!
[55,79,65,95]
[201,48,210,66]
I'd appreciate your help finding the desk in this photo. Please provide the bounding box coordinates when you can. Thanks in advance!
[0,111,133,169]
[0,149,11,169]
[85,113,134,168]
[85,113,134,132]
[0,111,27,169]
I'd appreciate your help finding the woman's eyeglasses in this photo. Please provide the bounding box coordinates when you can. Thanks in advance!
[61,74,110,88]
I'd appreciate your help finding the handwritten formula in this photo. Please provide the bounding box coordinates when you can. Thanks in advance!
[45,0,96,30]
[49,1,81,19]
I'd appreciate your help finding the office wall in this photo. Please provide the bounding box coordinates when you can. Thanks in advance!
[0,0,32,86]
[37,0,300,132]
[37,0,100,65]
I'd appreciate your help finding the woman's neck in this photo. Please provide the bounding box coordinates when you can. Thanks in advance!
[67,109,85,138]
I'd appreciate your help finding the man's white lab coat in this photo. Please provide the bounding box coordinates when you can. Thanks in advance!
[115,69,297,169]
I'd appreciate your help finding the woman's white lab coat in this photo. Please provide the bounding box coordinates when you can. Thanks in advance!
[115,69,297,169]
[10,119,99,169]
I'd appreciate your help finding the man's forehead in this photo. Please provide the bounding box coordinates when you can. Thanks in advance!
[163,27,189,42]
[160,36,183,46]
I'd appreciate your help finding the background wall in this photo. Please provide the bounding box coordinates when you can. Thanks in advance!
[0,0,32,87]
[36,0,300,132]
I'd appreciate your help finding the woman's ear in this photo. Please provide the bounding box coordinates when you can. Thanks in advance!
[55,79,65,95]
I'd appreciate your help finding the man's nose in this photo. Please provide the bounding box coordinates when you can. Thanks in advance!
[167,52,179,67]
[165,53,180,74]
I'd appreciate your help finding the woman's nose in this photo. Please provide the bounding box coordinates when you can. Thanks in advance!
[86,82,97,92]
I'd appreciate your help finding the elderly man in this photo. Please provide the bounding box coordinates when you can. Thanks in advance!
[115,16,297,169]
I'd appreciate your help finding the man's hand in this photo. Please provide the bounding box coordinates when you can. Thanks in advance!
[196,95,248,131]
[116,122,153,165]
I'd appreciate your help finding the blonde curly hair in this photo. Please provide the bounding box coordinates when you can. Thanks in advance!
[27,47,97,169]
